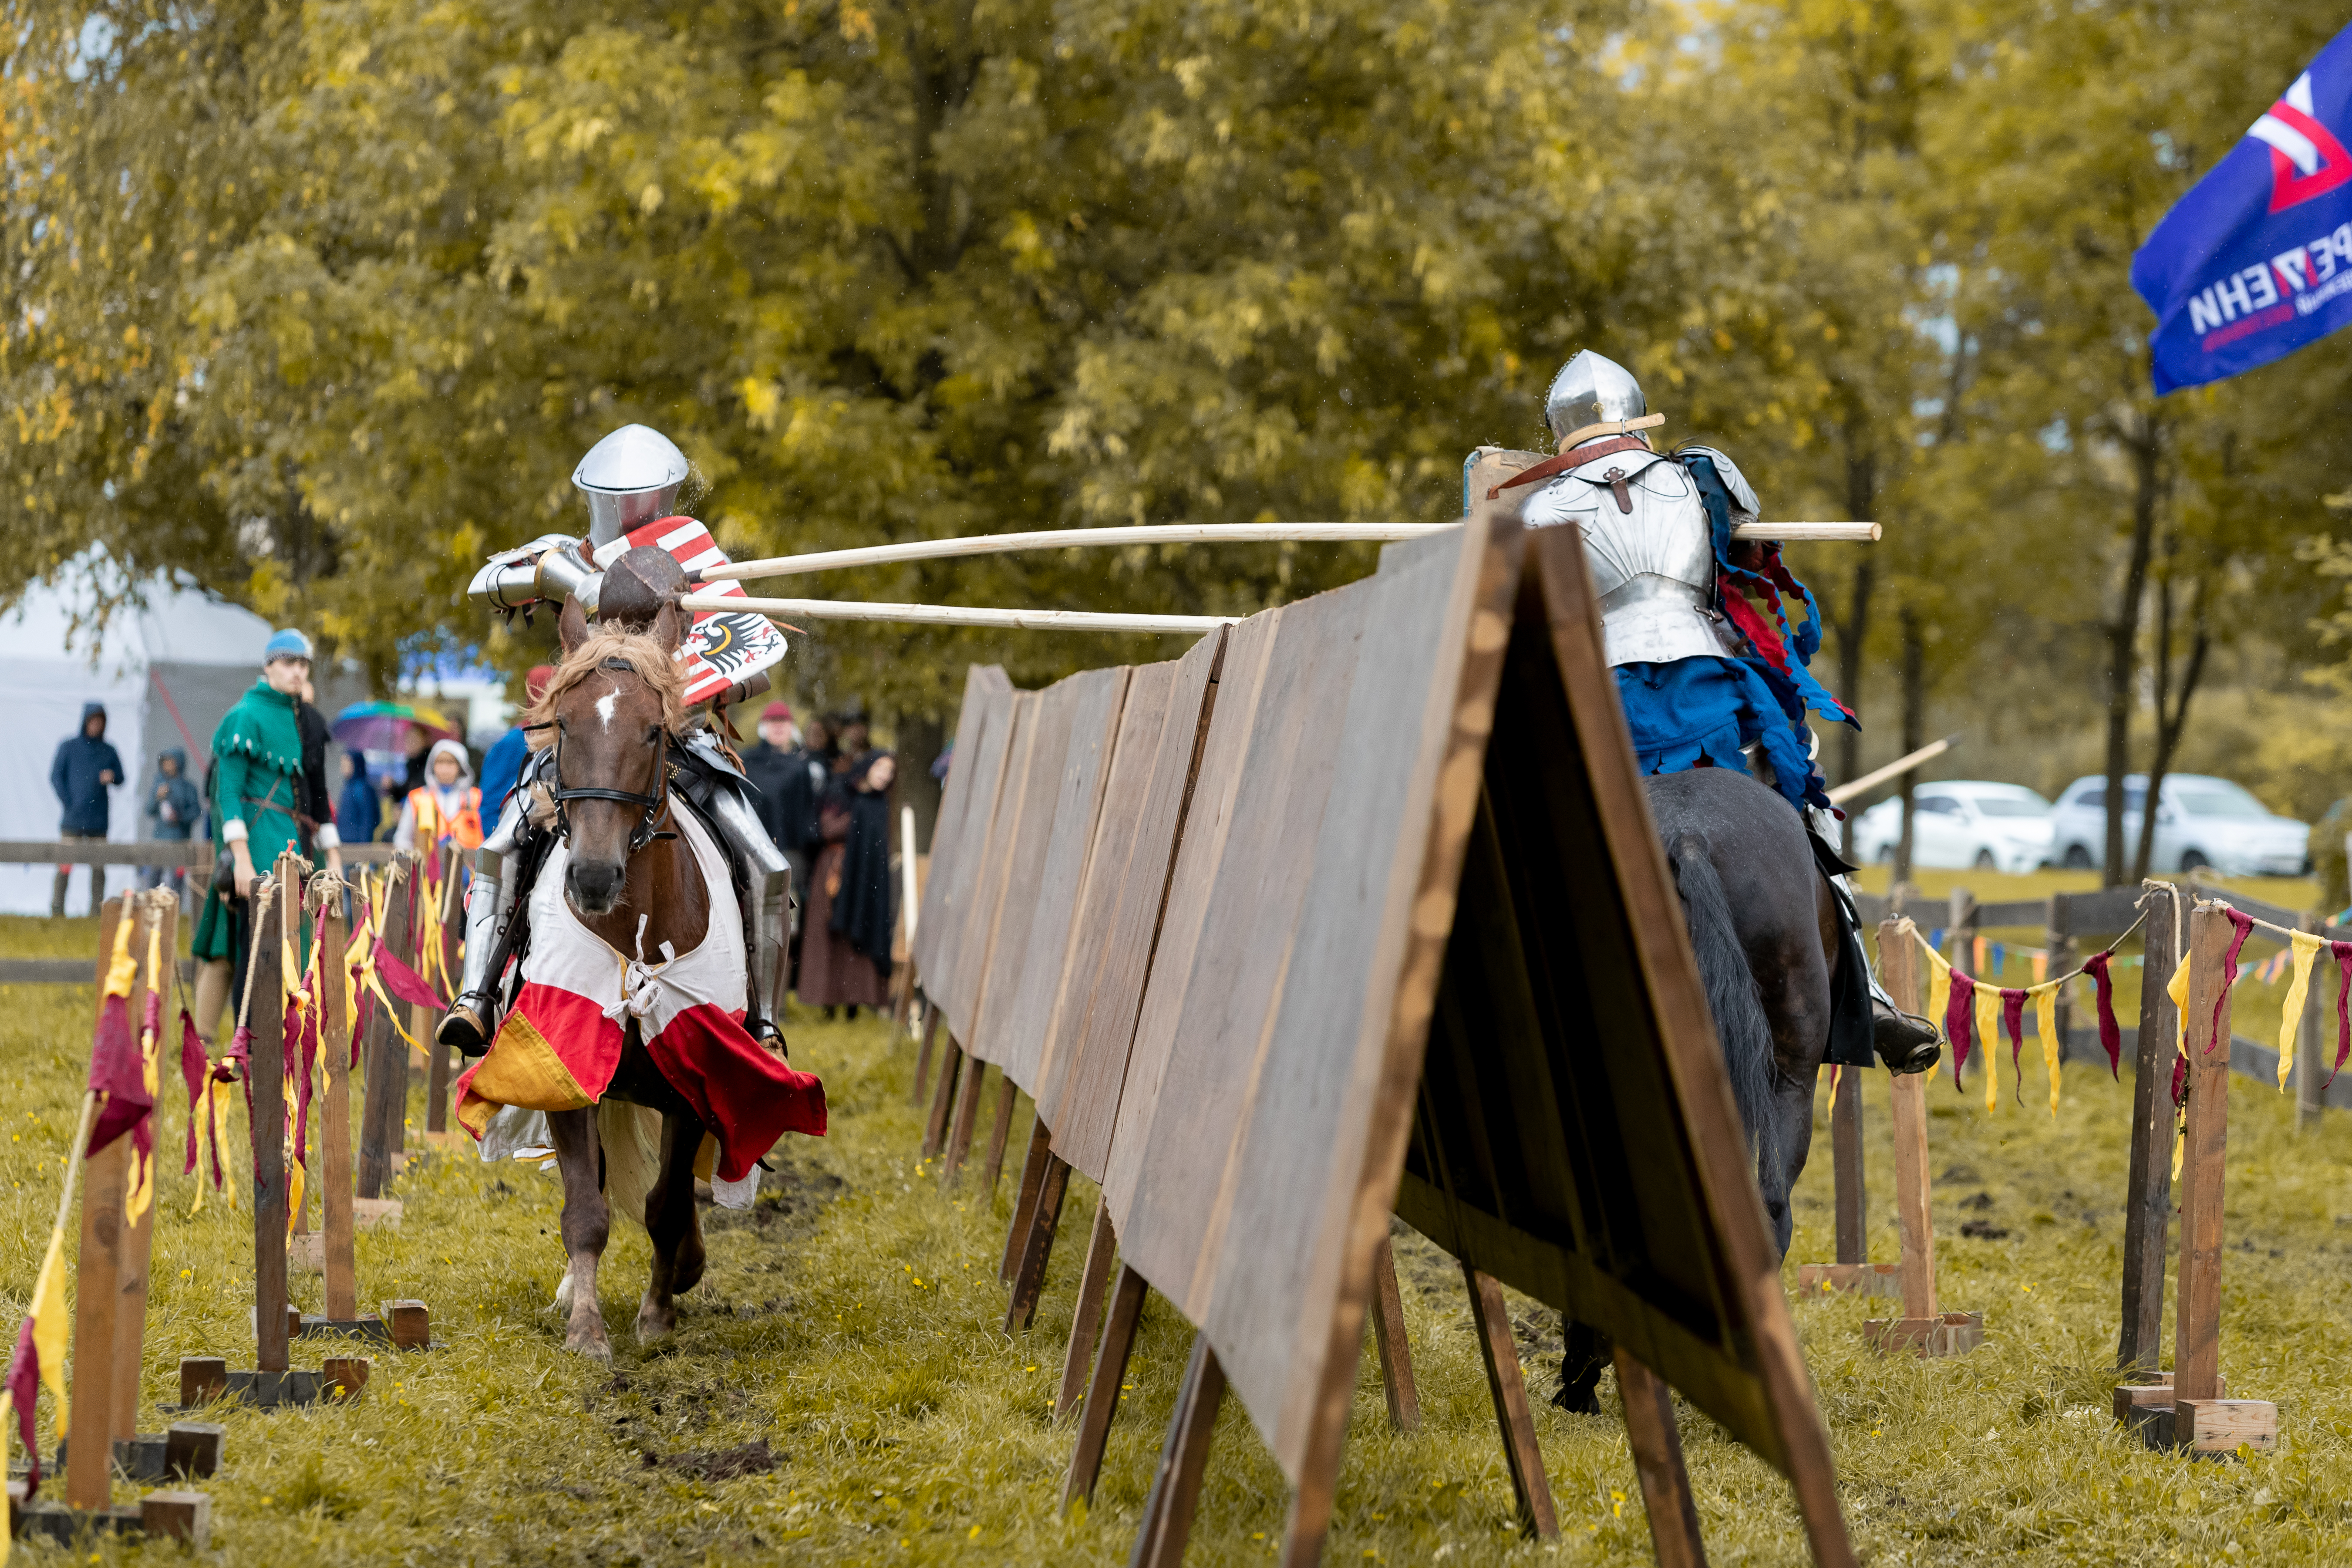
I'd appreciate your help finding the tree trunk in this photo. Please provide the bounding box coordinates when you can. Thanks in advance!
[1893,607,1924,887]
[2132,576,2210,883]
[2101,426,2164,887]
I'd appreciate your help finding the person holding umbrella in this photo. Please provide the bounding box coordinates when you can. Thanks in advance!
[192,630,341,1045]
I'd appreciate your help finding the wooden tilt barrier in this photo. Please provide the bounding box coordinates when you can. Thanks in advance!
[903,479,1855,1565]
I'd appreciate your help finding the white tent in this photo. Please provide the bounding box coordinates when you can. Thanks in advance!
[0,564,365,914]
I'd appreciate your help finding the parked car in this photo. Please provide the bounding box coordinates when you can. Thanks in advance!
[1852,781,2054,874]
[2048,773,2311,877]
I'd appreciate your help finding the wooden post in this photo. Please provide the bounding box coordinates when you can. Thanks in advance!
[1367,1236,1419,1433]
[67,897,132,1510]
[425,846,458,1134]
[1948,887,1978,976]
[1057,1203,1119,1422]
[1614,1347,1706,1568]
[110,891,176,1442]
[2046,893,2075,1064]
[252,860,294,1376]
[320,892,358,1322]
[1001,1118,1052,1281]
[1462,1262,1558,1541]
[357,856,413,1197]
[2118,883,2179,1375]
[1831,1064,1864,1265]
[1129,1334,1226,1568]
[1866,921,1982,1357]
[1064,1262,1148,1511]
[1006,1154,1071,1333]
[2298,912,2326,1133]
[2173,906,2231,1410]
[980,1075,1019,1193]
[2168,903,2278,1453]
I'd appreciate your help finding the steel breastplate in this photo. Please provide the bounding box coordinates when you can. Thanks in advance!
[1521,450,1739,667]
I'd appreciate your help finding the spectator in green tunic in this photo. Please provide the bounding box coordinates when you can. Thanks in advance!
[192,629,344,1044]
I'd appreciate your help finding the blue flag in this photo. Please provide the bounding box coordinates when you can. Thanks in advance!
[2133,23,2352,394]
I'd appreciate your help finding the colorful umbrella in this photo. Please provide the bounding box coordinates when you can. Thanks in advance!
[330,701,460,752]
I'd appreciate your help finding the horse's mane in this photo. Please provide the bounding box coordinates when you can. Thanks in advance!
[523,628,691,749]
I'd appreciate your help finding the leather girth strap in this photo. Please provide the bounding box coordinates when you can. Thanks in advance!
[1486,435,1658,501]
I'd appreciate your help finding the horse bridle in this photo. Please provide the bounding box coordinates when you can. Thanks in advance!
[529,658,675,856]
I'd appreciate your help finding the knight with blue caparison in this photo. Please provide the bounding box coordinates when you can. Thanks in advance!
[1513,349,1939,1075]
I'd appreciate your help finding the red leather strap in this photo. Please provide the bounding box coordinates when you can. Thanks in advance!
[1487,437,1657,501]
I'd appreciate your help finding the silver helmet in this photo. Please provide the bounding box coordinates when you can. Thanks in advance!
[1543,351,1646,446]
[572,424,691,545]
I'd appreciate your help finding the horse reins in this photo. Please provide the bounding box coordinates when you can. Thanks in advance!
[529,657,677,856]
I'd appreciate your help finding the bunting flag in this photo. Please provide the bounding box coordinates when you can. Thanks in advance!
[2030,980,2064,1116]
[1945,970,1978,1086]
[2167,951,2193,1108]
[178,1008,209,1177]
[2082,951,2123,1076]
[2278,931,2325,1090]
[2032,951,2050,985]
[87,910,151,1157]
[2332,941,2352,1086]
[1973,936,1990,978]
[2001,988,2028,1086]
[2212,910,2255,1056]
[3,1091,98,1507]
[125,920,166,1226]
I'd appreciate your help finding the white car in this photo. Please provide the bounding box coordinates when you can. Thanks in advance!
[2048,773,2311,877]
[1851,781,2055,874]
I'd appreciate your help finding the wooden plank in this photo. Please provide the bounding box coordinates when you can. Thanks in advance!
[2119,884,2178,1375]
[2173,906,2233,1409]
[965,677,1090,1069]
[320,893,358,1322]
[910,1001,942,1108]
[976,667,1131,1095]
[1367,1236,1419,1433]
[1058,1201,1119,1421]
[979,1075,1020,1194]
[1616,1346,1708,1568]
[253,861,295,1374]
[1001,1116,1052,1282]
[1129,1335,1227,1568]
[1101,612,1283,1226]
[110,892,175,1442]
[942,692,1040,1043]
[67,898,131,1511]
[424,847,460,1133]
[1879,928,1938,1321]
[1968,898,2049,928]
[1033,638,1223,1186]
[1831,1066,1864,1265]
[943,1055,989,1180]
[910,665,1013,986]
[1463,1263,1559,1541]
[0,839,217,867]
[1063,1262,1148,1511]
[922,1039,962,1159]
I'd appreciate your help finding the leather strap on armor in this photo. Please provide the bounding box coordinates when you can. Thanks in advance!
[1488,435,1656,500]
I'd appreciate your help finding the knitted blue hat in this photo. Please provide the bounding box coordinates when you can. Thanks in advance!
[263,628,313,664]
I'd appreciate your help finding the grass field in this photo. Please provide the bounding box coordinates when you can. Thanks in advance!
[8,906,2352,1565]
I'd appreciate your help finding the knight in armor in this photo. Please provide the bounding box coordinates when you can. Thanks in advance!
[1514,351,1939,1074]
[435,424,795,1058]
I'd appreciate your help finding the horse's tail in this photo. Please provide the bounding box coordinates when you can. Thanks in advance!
[1665,829,1778,1173]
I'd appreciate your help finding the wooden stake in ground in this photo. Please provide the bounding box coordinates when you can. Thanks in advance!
[65,897,135,1510]
[253,857,297,1377]
[318,883,359,1322]
[110,892,177,1443]
[1864,922,1983,1359]
[2118,883,2179,1375]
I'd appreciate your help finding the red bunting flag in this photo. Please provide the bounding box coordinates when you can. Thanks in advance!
[178,1010,208,1177]
[2331,941,2352,1088]
[1945,971,1978,1086]
[2082,951,2123,1076]
[2002,988,2028,1087]
[2212,910,2254,1056]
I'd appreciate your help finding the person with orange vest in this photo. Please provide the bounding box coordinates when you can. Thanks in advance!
[394,737,485,853]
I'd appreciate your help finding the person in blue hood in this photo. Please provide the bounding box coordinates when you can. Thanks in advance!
[142,745,203,898]
[50,701,123,917]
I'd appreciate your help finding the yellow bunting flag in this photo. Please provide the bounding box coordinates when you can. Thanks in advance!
[2167,951,2192,1062]
[2029,980,2063,1116]
[1973,936,1989,976]
[2278,931,2324,1091]
[2032,951,2049,985]
[24,1224,70,1439]
[1977,984,2003,1111]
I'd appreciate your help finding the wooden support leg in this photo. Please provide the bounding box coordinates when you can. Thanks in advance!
[425,1035,451,1134]
[320,901,358,1322]
[110,893,174,1443]
[253,870,293,1376]
[356,993,395,1200]
[1005,1153,1071,1333]
[1368,1235,1420,1432]
[1463,1262,1559,1540]
[2119,885,2179,1374]
[1888,1071,1937,1321]
[1065,1263,1148,1511]
[67,1135,128,1510]
[922,1039,963,1158]
[943,1056,988,1180]
[1058,1202,1119,1422]
[1615,1347,1707,1568]
[1001,1116,1053,1281]
[2173,907,2232,1420]
[910,1003,943,1106]
[980,1074,1020,1194]
[1831,1064,1864,1265]
[1129,1334,1226,1568]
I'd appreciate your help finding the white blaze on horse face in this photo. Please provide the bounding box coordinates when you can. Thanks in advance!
[595,686,620,733]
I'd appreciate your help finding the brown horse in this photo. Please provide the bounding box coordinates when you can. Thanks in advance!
[535,597,717,1358]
